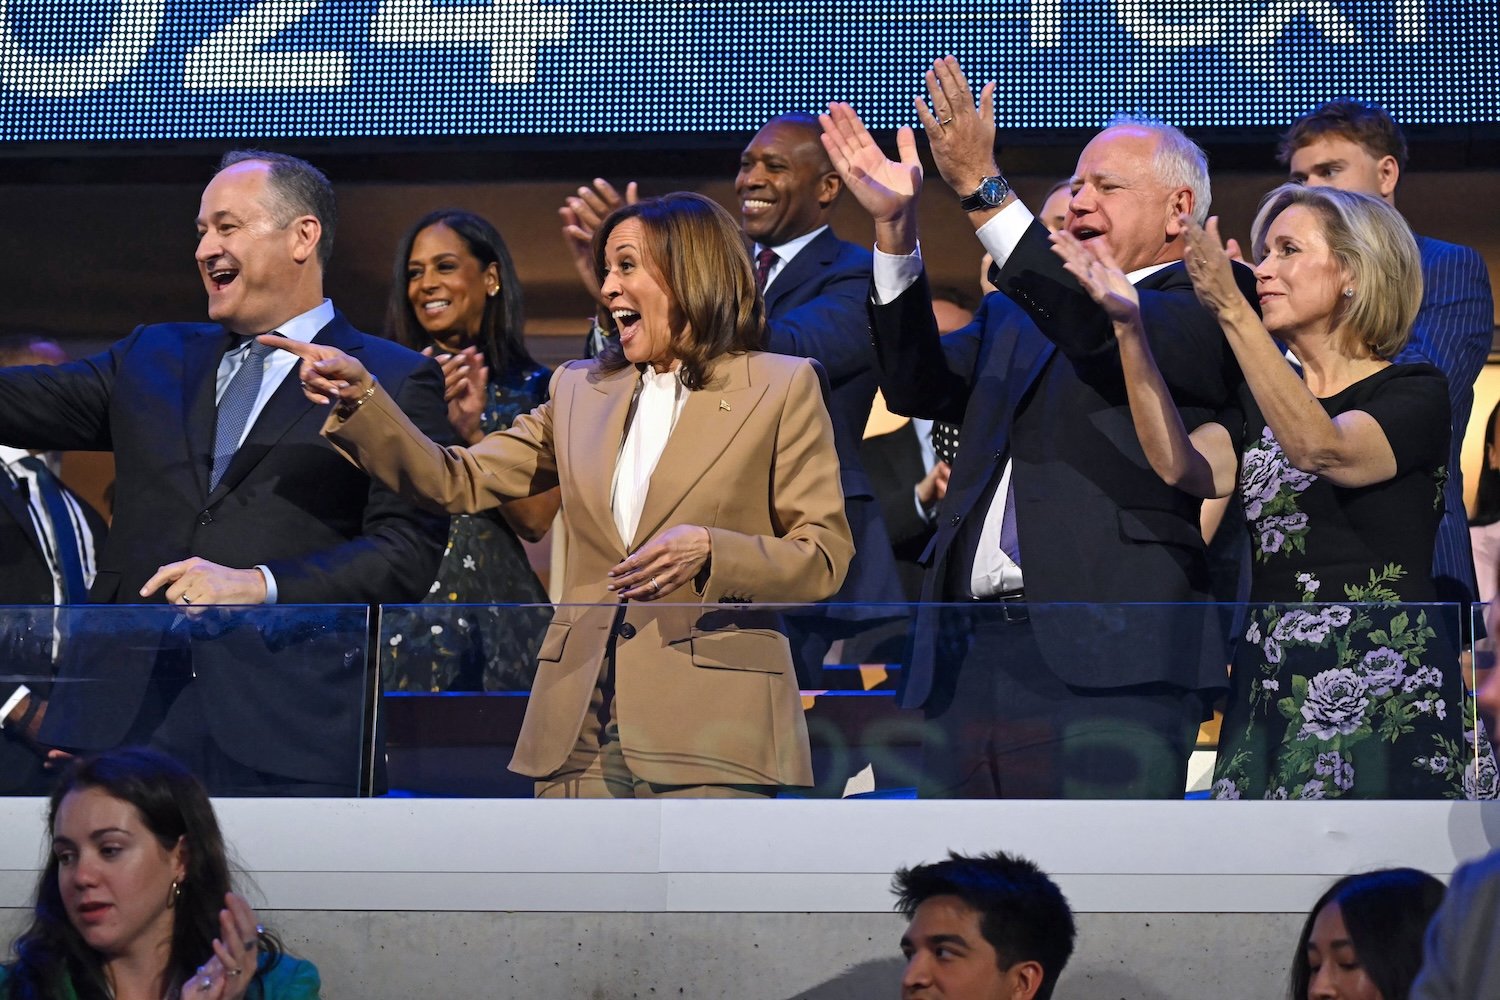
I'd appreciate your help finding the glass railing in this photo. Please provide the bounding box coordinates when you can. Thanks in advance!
[0,604,372,797]
[3,601,1488,800]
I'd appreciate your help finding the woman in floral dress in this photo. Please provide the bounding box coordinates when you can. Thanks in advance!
[381,209,557,693]
[1053,183,1496,799]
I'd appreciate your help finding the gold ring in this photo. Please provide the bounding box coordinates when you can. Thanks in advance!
[227,968,243,978]
[939,117,954,126]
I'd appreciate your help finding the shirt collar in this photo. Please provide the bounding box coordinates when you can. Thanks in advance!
[244,298,335,345]
[756,225,828,266]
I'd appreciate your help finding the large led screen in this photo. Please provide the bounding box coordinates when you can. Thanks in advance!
[1,1,1494,142]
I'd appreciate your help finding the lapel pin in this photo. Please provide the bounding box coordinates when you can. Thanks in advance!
[719,400,731,412]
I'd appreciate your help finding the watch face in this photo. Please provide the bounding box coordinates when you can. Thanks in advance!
[979,176,1005,204]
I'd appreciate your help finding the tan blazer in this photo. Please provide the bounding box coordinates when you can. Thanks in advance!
[325,351,852,786]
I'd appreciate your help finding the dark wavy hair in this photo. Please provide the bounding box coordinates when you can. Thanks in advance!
[1288,868,1445,1000]
[1473,400,1500,527]
[385,208,536,378]
[893,851,1076,1000]
[3,748,283,1000]
[592,192,766,391]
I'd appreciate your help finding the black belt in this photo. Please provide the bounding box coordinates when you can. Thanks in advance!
[969,587,1028,623]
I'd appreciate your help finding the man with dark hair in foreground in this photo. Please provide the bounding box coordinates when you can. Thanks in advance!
[894,850,1076,1000]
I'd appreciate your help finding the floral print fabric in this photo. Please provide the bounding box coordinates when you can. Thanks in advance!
[383,363,554,693]
[1211,365,1496,800]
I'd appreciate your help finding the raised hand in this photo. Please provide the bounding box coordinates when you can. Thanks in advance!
[422,345,489,444]
[1181,215,1252,322]
[257,334,373,409]
[178,893,263,1000]
[913,55,1000,198]
[819,103,923,228]
[559,178,638,304]
[1049,230,1141,326]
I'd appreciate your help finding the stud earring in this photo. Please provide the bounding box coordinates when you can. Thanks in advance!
[1343,287,1355,298]
[168,880,182,908]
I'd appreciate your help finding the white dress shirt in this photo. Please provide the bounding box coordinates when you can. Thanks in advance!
[754,224,828,293]
[611,365,688,548]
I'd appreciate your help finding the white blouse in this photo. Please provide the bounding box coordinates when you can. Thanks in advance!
[611,365,688,547]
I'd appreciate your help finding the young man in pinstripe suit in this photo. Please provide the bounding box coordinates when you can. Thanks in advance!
[1283,100,1496,613]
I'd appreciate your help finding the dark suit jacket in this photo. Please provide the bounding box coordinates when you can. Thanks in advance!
[0,312,451,785]
[764,227,904,608]
[859,422,932,602]
[0,465,107,793]
[874,221,1256,708]
[1398,235,1495,607]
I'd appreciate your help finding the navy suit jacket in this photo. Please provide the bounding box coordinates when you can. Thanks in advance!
[875,221,1255,706]
[859,422,932,602]
[1397,235,1495,606]
[764,227,903,607]
[0,312,451,785]
[0,466,107,793]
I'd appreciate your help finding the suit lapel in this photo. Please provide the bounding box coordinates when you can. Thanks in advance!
[762,228,835,315]
[207,315,356,502]
[182,327,235,501]
[0,464,45,561]
[570,363,640,555]
[630,354,765,550]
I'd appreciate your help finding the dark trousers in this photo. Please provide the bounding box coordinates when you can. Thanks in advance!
[919,607,1204,799]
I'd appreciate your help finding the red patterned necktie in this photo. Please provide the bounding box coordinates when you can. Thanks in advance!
[755,247,778,292]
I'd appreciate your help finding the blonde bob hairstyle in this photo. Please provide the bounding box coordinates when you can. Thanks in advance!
[593,192,767,389]
[1249,183,1422,360]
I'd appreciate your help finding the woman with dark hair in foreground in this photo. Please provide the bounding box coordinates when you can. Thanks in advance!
[1290,867,1445,1000]
[0,747,319,1000]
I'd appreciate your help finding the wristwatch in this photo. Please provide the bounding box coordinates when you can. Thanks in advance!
[959,174,1011,212]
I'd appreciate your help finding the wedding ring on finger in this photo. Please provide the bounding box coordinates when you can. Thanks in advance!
[939,117,954,127]
[227,968,243,978]
[649,576,661,594]
[180,595,193,606]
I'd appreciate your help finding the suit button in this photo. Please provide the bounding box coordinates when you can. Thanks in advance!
[994,450,1002,460]
[197,510,213,525]
[615,622,637,640]
[950,515,961,526]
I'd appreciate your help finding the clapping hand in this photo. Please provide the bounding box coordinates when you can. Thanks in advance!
[559,178,638,304]
[913,56,1000,200]
[1181,215,1250,322]
[819,103,923,233]
[179,893,262,1000]
[422,345,488,444]
[1048,229,1140,326]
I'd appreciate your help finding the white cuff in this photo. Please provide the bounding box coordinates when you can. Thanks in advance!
[872,242,925,305]
[976,200,1036,271]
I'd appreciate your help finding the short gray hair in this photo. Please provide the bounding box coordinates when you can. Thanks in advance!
[1104,115,1212,224]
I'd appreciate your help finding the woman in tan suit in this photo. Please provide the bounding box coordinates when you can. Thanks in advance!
[266,192,852,798]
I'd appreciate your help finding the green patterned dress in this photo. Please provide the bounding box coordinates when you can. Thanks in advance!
[1212,363,1498,800]
[382,363,554,693]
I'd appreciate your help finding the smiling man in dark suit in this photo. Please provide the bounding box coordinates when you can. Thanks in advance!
[0,151,450,794]
[823,57,1257,799]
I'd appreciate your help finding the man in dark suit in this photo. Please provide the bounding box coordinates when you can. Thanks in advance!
[0,152,450,794]
[823,57,1255,798]
[561,115,904,684]
[0,336,109,794]
[1281,99,1495,613]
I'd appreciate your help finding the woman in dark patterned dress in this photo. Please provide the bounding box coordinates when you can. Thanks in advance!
[382,210,557,692]
[1053,183,1496,800]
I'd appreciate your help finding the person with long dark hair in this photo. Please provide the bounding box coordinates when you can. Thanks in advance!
[0,748,319,999]
[266,192,852,798]
[382,209,557,693]
[1290,868,1445,1000]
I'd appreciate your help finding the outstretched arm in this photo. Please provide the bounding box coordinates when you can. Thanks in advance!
[1050,230,1234,498]
[558,178,638,305]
